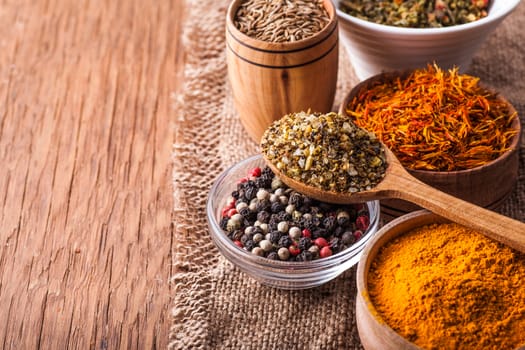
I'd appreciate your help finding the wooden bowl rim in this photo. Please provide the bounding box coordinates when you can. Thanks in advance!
[226,0,338,52]
[339,70,522,175]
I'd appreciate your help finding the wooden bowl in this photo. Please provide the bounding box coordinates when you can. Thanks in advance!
[226,0,339,142]
[355,210,525,349]
[339,71,522,220]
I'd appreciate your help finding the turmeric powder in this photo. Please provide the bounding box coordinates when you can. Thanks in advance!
[368,222,525,350]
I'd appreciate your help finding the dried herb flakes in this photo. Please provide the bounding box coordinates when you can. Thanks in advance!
[261,111,387,193]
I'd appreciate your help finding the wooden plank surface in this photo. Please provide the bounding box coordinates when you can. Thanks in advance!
[0,0,184,348]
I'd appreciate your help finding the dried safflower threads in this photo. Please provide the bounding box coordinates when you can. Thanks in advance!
[220,165,371,261]
[345,65,518,171]
[339,0,489,28]
[261,111,387,193]
[234,0,330,43]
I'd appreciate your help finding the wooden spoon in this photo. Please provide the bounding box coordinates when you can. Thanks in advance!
[263,146,525,253]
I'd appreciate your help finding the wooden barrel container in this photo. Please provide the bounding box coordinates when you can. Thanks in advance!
[339,71,522,220]
[226,0,339,142]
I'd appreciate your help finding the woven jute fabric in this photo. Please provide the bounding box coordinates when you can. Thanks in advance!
[170,1,525,349]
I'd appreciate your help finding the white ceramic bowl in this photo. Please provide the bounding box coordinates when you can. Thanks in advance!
[334,0,521,80]
[207,154,381,290]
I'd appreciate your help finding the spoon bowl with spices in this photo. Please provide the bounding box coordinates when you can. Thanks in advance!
[261,111,525,253]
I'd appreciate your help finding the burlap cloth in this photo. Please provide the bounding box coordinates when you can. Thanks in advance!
[170,1,525,348]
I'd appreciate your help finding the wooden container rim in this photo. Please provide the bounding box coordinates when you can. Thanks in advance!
[226,0,337,53]
[338,70,522,175]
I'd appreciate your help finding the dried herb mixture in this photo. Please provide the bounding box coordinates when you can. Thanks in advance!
[261,111,387,193]
[339,0,490,28]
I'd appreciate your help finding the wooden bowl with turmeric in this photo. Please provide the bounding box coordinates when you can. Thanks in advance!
[356,210,525,350]
[339,65,522,220]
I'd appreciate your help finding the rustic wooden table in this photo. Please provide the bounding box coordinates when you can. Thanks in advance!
[0,0,184,348]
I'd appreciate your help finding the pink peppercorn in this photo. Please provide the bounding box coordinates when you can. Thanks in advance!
[289,245,301,256]
[227,208,238,217]
[356,215,370,231]
[234,240,243,248]
[248,167,261,178]
[314,237,329,248]
[354,230,363,240]
[320,246,332,258]
[302,228,312,238]
[237,177,248,184]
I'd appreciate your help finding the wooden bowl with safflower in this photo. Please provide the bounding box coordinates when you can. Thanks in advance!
[339,66,522,220]
[356,210,525,350]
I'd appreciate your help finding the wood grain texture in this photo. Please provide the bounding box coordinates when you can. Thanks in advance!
[0,0,183,348]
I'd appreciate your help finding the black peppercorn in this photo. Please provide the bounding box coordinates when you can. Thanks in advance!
[244,239,256,251]
[297,237,312,251]
[312,228,329,239]
[278,235,293,248]
[269,231,282,244]
[261,166,273,178]
[323,216,337,232]
[270,201,284,213]
[333,226,345,237]
[296,251,313,261]
[239,207,253,219]
[288,192,303,206]
[219,217,229,230]
[275,211,291,222]
[257,210,270,223]
[330,237,343,253]
[266,251,279,260]
[342,231,356,245]
[231,230,244,241]
[231,190,240,200]
[244,186,257,201]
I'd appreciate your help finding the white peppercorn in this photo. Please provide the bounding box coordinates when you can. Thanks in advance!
[271,177,283,190]
[308,245,320,259]
[278,247,290,260]
[236,202,248,211]
[259,223,269,233]
[277,221,289,233]
[274,188,285,196]
[253,233,263,244]
[289,226,301,240]
[256,188,269,200]
[252,247,265,256]
[227,219,241,232]
[259,239,273,252]
[230,213,243,223]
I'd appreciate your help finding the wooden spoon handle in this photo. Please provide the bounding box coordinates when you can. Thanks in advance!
[387,171,525,252]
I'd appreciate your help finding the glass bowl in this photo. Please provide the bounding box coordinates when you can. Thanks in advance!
[207,154,381,290]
